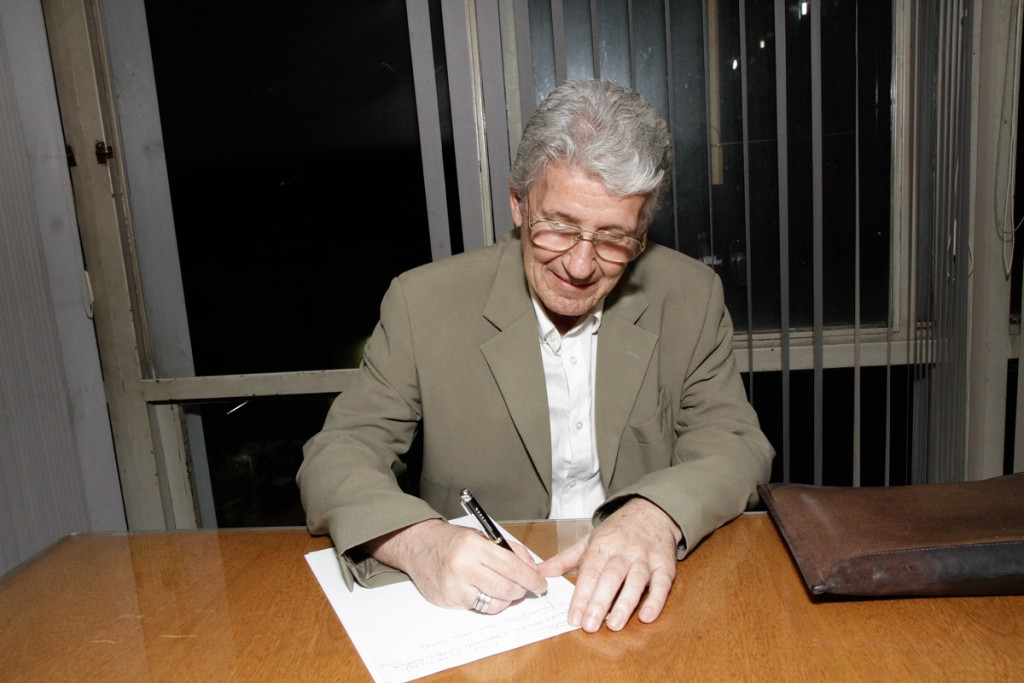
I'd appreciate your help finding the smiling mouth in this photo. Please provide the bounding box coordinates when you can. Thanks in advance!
[550,272,595,291]
[552,278,593,294]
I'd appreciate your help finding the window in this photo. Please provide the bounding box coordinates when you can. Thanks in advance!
[46,0,1018,530]
[144,0,433,376]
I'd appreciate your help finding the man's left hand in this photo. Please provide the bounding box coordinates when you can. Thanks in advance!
[537,497,681,632]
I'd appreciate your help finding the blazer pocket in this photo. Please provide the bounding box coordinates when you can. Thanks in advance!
[628,387,672,445]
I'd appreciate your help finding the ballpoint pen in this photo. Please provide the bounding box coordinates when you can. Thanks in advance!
[459,488,513,551]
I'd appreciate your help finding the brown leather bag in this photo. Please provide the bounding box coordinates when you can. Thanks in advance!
[758,473,1024,597]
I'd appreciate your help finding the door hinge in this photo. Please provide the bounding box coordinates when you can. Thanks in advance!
[95,140,114,165]
[66,145,77,167]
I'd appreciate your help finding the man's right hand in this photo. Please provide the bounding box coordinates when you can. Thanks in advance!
[361,519,548,613]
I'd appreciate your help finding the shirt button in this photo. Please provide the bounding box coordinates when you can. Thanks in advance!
[569,356,577,365]
[568,479,577,488]
[574,421,583,430]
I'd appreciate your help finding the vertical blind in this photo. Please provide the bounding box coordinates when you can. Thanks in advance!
[909,0,974,483]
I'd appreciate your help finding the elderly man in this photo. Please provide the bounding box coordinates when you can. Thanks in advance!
[298,78,774,633]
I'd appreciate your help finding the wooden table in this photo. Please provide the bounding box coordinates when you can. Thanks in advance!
[2,514,1022,681]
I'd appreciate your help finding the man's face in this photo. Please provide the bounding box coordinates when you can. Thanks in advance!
[510,162,646,334]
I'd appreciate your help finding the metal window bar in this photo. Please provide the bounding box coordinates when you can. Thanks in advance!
[440,0,491,250]
[773,0,793,483]
[810,0,825,485]
[738,0,756,406]
[933,0,954,483]
[945,0,972,482]
[943,0,970,483]
[909,0,936,485]
[663,2,681,250]
[407,0,453,261]
[853,0,863,487]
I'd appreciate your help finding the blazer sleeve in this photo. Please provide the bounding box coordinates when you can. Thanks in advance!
[296,276,441,588]
[597,274,775,558]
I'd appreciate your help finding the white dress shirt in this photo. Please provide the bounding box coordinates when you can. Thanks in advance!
[531,294,609,519]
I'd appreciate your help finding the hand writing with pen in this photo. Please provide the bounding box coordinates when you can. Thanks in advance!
[361,492,680,632]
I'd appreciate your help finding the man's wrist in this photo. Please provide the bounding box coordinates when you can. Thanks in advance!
[358,518,445,572]
[616,496,684,547]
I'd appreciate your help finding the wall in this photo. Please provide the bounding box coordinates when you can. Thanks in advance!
[0,0,124,577]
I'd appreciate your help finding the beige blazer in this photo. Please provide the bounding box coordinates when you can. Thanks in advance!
[298,230,774,587]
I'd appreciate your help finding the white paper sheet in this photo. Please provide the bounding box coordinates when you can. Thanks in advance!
[305,517,579,683]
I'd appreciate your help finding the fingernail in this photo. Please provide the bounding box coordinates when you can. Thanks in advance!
[569,610,582,627]
[584,615,601,632]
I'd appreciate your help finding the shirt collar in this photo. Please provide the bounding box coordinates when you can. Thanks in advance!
[530,291,603,352]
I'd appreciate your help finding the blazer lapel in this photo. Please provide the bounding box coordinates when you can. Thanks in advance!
[480,236,553,492]
[595,270,657,489]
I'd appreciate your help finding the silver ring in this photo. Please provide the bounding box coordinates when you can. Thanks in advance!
[471,590,492,613]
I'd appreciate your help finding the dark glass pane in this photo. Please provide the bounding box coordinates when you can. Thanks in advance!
[563,0,595,79]
[529,0,558,106]
[687,0,891,332]
[668,0,711,258]
[783,0,817,330]
[857,1,893,326]
[194,394,425,528]
[749,365,912,486]
[595,0,632,87]
[821,0,859,327]
[709,0,750,319]
[144,0,432,375]
[776,0,892,331]
[633,2,670,118]
[744,0,783,331]
[195,396,334,527]
[531,0,892,334]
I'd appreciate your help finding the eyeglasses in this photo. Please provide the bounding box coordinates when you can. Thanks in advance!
[526,217,646,264]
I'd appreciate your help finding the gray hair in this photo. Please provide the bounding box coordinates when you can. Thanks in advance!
[510,78,673,231]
